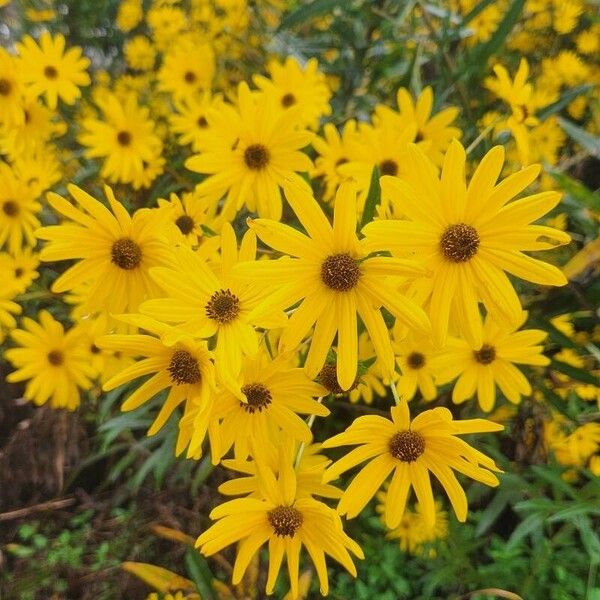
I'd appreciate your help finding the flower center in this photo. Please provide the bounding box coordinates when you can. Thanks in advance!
[184,71,197,83]
[168,349,202,385]
[205,289,240,324]
[321,253,361,292]
[47,349,64,366]
[268,506,303,537]
[117,130,132,146]
[197,115,208,128]
[14,268,24,278]
[406,352,425,370]
[0,78,12,96]
[474,343,496,365]
[335,157,348,167]
[111,238,142,270]
[175,214,195,234]
[2,200,19,217]
[90,343,101,354]
[389,430,425,462]
[415,131,424,143]
[318,362,358,394]
[244,144,270,170]
[281,92,296,107]
[240,383,272,413]
[44,65,58,80]
[440,223,480,262]
[379,159,398,176]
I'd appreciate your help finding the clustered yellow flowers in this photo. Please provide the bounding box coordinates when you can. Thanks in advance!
[1,0,598,597]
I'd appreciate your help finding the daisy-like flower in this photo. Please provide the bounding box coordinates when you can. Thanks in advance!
[0,288,21,332]
[0,162,40,254]
[185,82,313,221]
[253,57,332,130]
[140,223,282,381]
[124,35,156,71]
[4,310,95,410]
[374,86,461,166]
[16,32,90,109]
[0,248,40,294]
[363,140,570,348]
[169,93,223,153]
[323,399,503,527]
[196,457,363,598]
[0,47,25,128]
[235,179,430,391]
[211,349,329,463]
[36,184,173,314]
[434,313,550,412]
[78,92,163,189]
[100,316,217,454]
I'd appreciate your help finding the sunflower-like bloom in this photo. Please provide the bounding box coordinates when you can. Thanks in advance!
[235,179,429,391]
[0,288,21,332]
[253,57,332,130]
[36,184,172,314]
[0,47,25,128]
[434,313,550,411]
[4,310,95,410]
[196,457,363,598]
[100,316,218,456]
[0,247,40,294]
[16,32,90,109]
[363,140,570,348]
[185,82,313,221]
[169,93,223,153]
[323,400,503,527]
[211,349,329,463]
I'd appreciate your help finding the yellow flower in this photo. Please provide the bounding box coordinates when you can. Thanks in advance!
[196,457,363,598]
[576,27,600,55]
[117,0,143,32]
[0,47,25,128]
[211,348,329,463]
[12,146,63,198]
[552,0,582,35]
[363,140,569,348]
[147,5,187,50]
[253,57,332,130]
[185,82,313,221]
[169,92,223,153]
[323,399,503,527]
[0,247,40,294]
[348,332,390,404]
[235,179,429,391]
[0,162,40,254]
[394,331,440,402]
[78,92,163,189]
[547,419,600,468]
[24,8,57,22]
[36,184,172,314]
[17,32,90,110]
[0,287,21,332]
[434,313,550,412]
[124,36,156,71]
[4,310,95,410]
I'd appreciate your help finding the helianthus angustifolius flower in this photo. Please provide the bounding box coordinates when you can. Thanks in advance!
[0,47,24,128]
[185,82,313,221]
[235,179,429,391]
[36,184,172,314]
[169,93,223,153]
[434,313,550,411]
[363,140,570,348]
[124,35,156,71]
[17,32,90,109]
[211,348,329,463]
[0,288,21,332]
[323,399,503,527]
[196,456,363,598]
[4,310,95,410]
[0,247,40,294]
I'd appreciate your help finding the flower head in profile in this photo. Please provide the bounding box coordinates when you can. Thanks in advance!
[196,454,363,598]
[363,140,570,348]
[236,179,430,391]
[4,310,95,410]
[323,399,503,527]
[17,32,90,109]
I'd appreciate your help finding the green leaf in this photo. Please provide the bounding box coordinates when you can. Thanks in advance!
[547,502,600,523]
[360,166,381,229]
[475,489,510,536]
[538,383,577,422]
[549,170,600,212]
[506,513,545,550]
[551,360,600,385]
[278,0,343,30]
[537,84,594,121]
[461,0,496,26]
[558,117,600,158]
[529,465,578,499]
[184,548,216,600]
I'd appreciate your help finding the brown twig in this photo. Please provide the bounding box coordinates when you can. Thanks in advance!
[0,496,76,522]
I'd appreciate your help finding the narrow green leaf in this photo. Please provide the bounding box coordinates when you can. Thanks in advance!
[360,166,381,229]
[184,549,216,600]
[548,502,600,523]
[538,384,577,422]
[529,465,578,499]
[475,490,510,536]
[461,0,496,26]
[549,170,600,212]
[558,117,600,158]
[551,360,600,385]
[506,513,545,550]
[279,0,342,30]
[537,84,594,121]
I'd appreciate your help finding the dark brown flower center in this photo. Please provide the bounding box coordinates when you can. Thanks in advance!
[281,92,296,107]
[240,383,272,413]
[335,157,348,167]
[90,343,101,354]
[47,349,64,366]
[111,238,142,270]
[175,214,195,234]
[268,506,303,537]
[474,343,496,365]
[321,253,361,292]
[318,362,358,394]
[197,115,208,128]
[379,159,398,176]
[415,131,424,143]
[406,352,425,370]
[244,143,270,170]
[184,71,197,84]
[117,130,132,146]
[14,268,24,278]
[44,65,58,80]
[2,200,19,217]
[168,349,202,385]
[440,223,480,262]
[205,289,240,324]
[0,78,12,96]
[389,430,425,462]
